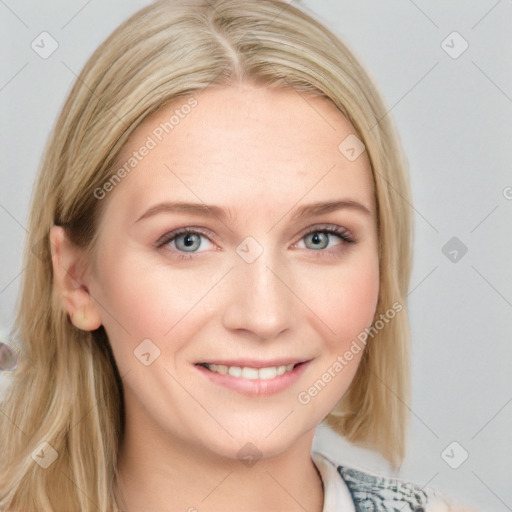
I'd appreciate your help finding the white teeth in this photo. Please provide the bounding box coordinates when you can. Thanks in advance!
[258,366,277,379]
[227,366,241,377]
[276,365,286,376]
[241,367,259,380]
[216,364,228,375]
[205,363,297,380]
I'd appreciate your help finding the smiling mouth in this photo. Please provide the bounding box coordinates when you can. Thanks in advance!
[196,362,304,380]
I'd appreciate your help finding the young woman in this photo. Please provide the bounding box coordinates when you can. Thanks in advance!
[0,1,474,510]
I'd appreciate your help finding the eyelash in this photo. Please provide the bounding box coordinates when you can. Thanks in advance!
[155,225,356,261]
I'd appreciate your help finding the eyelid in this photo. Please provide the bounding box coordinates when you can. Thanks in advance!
[156,223,354,249]
[154,226,217,248]
[156,225,355,268]
[297,223,355,243]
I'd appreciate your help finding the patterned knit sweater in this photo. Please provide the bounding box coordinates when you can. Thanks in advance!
[312,451,471,512]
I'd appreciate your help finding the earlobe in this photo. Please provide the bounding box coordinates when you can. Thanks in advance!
[71,306,101,331]
[49,225,102,331]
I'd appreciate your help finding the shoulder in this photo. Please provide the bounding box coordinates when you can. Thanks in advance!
[313,451,455,512]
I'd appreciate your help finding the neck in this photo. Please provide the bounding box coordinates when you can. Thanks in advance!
[117,415,324,512]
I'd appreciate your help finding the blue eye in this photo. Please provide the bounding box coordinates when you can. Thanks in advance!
[156,225,355,260]
[304,229,351,251]
[174,232,202,252]
[156,228,213,258]
[301,227,353,251]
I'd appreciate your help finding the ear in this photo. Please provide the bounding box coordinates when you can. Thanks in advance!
[49,225,102,331]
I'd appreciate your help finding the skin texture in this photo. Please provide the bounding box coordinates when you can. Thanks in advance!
[50,83,380,512]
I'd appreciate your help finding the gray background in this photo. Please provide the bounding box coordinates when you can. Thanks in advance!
[1,1,511,510]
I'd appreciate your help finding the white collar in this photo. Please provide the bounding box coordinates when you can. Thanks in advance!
[312,451,356,512]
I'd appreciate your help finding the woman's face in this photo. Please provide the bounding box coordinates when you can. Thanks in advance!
[86,83,379,461]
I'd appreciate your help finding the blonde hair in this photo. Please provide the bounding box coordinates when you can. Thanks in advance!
[0,0,413,510]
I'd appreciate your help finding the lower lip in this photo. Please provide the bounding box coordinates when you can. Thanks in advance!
[195,361,311,397]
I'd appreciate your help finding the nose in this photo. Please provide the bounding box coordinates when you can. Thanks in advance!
[221,246,297,339]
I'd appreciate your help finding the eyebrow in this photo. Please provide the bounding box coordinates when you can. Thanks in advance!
[135,199,372,224]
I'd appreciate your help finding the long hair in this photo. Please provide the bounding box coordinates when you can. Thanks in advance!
[0,1,413,510]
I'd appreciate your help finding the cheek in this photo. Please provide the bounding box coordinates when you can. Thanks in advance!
[299,252,379,348]
[294,255,379,418]
[99,262,171,335]
[94,236,379,357]
[91,247,221,351]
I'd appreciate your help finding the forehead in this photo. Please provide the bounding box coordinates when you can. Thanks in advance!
[105,84,374,221]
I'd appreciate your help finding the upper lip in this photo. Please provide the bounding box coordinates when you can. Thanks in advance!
[196,358,309,368]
